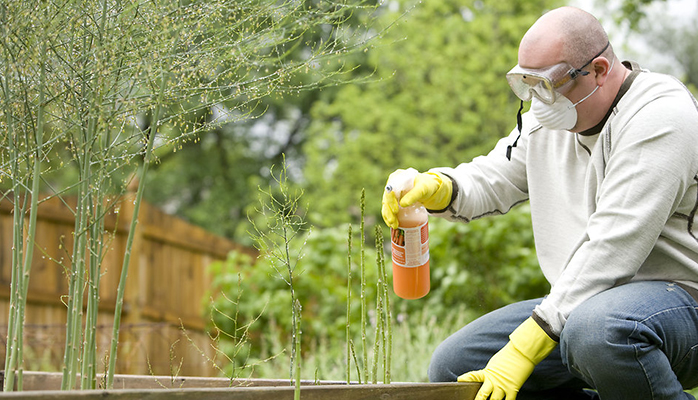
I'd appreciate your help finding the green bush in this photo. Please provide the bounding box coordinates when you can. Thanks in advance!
[207,202,550,379]
[426,203,549,314]
[208,224,381,368]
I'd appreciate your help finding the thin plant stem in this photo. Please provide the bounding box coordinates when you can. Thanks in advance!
[80,173,100,389]
[371,283,383,384]
[61,126,94,390]
[360,189,367,384]
[4,29,47,392]
[369,194,384,384]
[349,340,362,384]
[287,225,298,384]
[1,2,16,384]
[345,224,352,384]
[81,196,107,390]
[61,66,103,388]
[376,226,391,383]
[2,4,26,387]
[4,177,23,392]
[4,124,24,392]
[249,159,308,385]
[293,299,302,400]
[61,14,113,386]
[80,0,111,388]
[106,67,169,389]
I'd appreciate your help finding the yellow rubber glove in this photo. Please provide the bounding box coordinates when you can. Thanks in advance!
[381,171,453,229]
[400,172,453,210]
[381,189,401,229]
[457,317,558,400]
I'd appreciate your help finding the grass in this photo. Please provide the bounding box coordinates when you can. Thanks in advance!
[241,305,477,383]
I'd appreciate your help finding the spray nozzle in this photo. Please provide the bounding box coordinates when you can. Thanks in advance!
[385,168,418,202]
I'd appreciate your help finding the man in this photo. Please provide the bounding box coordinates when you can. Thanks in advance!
[381,6,698,400]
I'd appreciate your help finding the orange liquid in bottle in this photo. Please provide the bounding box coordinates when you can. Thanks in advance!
[391,203,430,299]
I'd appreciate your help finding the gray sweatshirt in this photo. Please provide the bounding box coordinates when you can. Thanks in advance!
[431,63,698,339]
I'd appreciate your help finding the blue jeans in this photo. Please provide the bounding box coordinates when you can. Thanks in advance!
[428,281,698,399]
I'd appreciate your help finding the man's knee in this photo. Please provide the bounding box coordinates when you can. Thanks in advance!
[427,327,491,382]
[560,294,638,379]
[560,299,612,376]
[429,299,543,382]
[428,341,456,382]
[428,336,470,382]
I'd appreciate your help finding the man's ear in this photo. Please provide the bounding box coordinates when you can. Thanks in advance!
[593,57,612,86]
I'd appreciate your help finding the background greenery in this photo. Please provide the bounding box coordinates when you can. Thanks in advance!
[198,0,560,382]
[196,0,698,390]
[174,0,697,390]
[144,0,560,238]
[142,0,698,242]
[3,0,697,393]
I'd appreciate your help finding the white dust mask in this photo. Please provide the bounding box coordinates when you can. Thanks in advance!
[531,84,601,130]
[531,95,579,130]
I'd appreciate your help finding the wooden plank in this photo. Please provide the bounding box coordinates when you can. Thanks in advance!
[15,372,349,390]
[0,382,481,400]
[139,201,240,258]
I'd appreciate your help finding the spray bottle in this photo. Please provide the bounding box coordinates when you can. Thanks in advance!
[386,168,430,299]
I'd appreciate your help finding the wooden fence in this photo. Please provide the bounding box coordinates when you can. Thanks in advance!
[0,194,252,378]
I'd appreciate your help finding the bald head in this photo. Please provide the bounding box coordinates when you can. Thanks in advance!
[516,7,629,132]
[519,7,611,69]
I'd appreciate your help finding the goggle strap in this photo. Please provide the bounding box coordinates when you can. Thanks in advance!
[567,41,610,82]
[506,100,525,161]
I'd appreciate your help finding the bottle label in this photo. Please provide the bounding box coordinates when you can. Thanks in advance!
[391,221,429,268]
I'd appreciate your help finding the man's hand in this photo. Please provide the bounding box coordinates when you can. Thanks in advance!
[381,171,452,229]
[458,317,557,400]
[381,189,400,229]
[400,172,452,210]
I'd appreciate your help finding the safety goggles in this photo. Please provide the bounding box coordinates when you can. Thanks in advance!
[506,42,610,104]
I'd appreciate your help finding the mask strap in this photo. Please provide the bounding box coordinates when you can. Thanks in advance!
[506,100,524,161]
[570,84,599,108]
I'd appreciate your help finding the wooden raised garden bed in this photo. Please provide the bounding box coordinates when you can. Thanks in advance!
[1,372,481,399]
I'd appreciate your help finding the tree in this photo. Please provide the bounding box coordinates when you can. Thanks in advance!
[0,0,379,390]
[607,0,668,29]
[143,0,385,242]
[586,0,697,91]
[301,0,562,228]
[639,3,698,90]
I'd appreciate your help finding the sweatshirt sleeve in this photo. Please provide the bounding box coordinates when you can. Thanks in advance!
[534,80,698,339]
[428,114,538,222]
